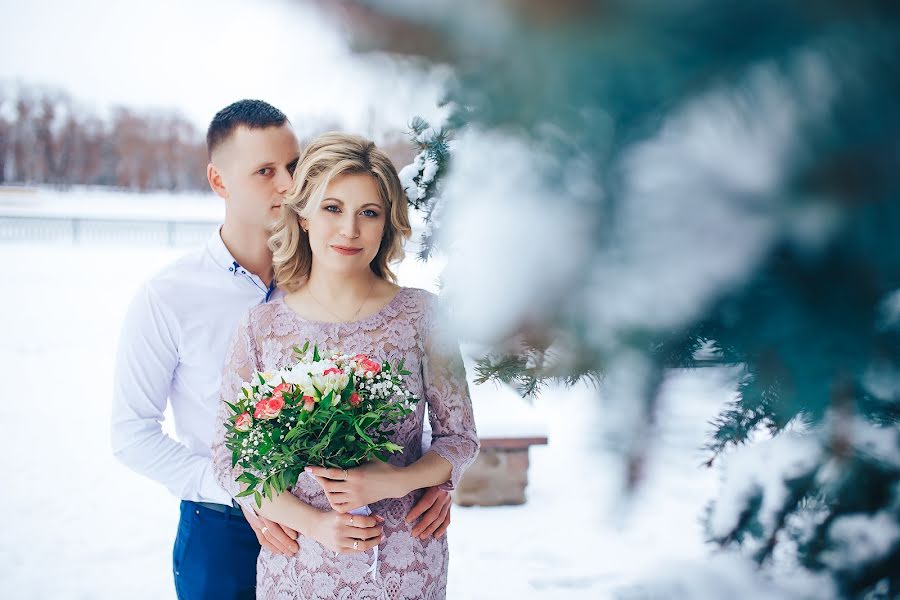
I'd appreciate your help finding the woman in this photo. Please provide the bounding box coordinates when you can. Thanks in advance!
[211,132,479,599]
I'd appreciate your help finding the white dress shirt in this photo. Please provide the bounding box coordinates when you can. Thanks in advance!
[111,228,280,505]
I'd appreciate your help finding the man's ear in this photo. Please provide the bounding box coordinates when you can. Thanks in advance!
[208,163,229,200]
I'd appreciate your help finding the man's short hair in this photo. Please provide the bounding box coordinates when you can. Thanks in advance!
[206,99,288,158]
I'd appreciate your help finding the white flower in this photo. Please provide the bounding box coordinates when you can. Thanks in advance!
[283,369,313,388]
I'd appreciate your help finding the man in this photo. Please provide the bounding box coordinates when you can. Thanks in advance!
[111,99,451,600]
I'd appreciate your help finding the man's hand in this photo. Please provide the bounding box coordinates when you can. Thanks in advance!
[240,503,300,555]
[405,486,451,540]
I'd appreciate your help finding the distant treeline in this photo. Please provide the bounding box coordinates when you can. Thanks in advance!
[0,85,209,191]
[0,84,417,193]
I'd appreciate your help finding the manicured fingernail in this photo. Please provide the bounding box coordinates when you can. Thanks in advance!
[375,515,384,522]
[381,535,386,542]
[304,467,312,472]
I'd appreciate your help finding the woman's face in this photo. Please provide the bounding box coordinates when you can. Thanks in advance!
[304,172,387,277]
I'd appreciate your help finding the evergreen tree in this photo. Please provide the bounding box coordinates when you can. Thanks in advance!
[330,1,900,596]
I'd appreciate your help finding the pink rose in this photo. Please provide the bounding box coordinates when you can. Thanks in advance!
[234,412,252,432]
[349,392,361,407]
[272,383,292,397]
[254,396,284,420]
[353,353,370,362]
[302,395,316,412]
[359,358,381,374]
[323,367,342,376]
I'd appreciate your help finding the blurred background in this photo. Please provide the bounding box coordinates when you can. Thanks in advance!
[2,1,898,599]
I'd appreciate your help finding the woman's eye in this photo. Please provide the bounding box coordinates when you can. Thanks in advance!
[324,205,340,213]
[361,209,379,218]
[257,168,273,176]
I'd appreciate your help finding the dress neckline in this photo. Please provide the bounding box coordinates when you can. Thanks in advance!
[275,287,409,328]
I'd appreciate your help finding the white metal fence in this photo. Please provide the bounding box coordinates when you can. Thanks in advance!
[0,215,219,247]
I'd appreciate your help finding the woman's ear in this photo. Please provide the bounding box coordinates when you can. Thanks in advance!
[300,217,308,233]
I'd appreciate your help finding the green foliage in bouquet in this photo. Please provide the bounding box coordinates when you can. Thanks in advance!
[223,342,418,508]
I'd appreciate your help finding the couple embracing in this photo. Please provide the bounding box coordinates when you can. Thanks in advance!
[111,99,479,599]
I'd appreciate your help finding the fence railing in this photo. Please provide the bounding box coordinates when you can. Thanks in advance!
[0,215,220,247]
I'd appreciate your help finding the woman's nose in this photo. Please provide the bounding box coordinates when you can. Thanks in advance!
[340,216,360,238]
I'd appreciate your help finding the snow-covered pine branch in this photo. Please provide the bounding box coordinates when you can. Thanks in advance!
[398,116,452,260]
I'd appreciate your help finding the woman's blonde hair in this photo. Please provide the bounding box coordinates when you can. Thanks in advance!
[270,132,412,292]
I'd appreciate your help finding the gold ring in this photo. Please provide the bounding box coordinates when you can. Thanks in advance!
[353,540,359,550]
[349,516,354,525]
[342,469,349,480]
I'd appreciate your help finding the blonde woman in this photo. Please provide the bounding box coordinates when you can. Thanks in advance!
[211,132,479,599]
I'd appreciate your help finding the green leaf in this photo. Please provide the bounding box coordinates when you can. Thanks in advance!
[313,344,320,362]
[284,425,302,442]
[236,488,255,498]
[353,421,375,445]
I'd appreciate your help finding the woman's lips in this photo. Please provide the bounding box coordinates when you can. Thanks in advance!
[331,245,363,255]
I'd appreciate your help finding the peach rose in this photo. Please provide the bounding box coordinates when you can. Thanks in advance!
[272,383,293,397]
[234,412,252,432]
[254,397,284,420]
[359,358,381,374]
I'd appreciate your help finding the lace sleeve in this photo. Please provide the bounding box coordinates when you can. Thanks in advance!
[420,295,480,491]
[210,311,259,511]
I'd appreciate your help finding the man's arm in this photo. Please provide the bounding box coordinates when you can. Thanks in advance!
[111,284,299,555]
[110,283,229,504]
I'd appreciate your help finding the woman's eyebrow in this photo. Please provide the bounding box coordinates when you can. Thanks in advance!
[322,197,383,209]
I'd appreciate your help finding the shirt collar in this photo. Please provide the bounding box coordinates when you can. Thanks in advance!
[206,226,239,272]
[206,226,281,301]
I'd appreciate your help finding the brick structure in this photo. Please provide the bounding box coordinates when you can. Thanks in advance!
[453,436,548,506]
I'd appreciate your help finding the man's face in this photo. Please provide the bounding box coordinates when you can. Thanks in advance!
[210,124,301,230]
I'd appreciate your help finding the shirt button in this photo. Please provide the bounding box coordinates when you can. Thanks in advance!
[195,510,200,515]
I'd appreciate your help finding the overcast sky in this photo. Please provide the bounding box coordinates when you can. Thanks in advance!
[0,0,446,134]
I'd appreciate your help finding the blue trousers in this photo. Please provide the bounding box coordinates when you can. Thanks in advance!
[173,500,260,600]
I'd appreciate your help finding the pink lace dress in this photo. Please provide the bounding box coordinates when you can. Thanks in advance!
[211,287,479,599]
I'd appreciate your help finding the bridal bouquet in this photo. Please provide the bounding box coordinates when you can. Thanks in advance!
[223,342,418,509]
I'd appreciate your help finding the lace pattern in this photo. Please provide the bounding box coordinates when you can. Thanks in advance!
[210,287,479,599]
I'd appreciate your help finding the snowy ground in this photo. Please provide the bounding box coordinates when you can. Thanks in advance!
[0,228,739,598]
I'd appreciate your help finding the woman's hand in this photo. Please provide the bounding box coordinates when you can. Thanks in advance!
[307,508,384,554]
[306,461,409,513]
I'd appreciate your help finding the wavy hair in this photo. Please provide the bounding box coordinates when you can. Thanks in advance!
[270,132,411,291]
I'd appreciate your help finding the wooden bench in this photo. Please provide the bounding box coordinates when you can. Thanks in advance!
[454,435,548,506]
